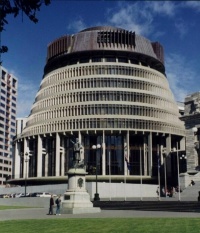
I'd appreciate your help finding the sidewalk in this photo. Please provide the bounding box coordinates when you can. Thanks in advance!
[1,207,200,221]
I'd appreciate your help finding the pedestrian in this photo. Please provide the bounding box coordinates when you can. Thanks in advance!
[48,194,54,215]
[156,186,159,197]
[55,195,61,215]
[190,180,195,186]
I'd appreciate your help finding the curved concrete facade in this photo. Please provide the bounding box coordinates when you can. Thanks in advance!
[13,26,185,185]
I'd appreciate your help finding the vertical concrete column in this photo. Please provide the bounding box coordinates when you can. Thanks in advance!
[56,133,61,176]
[45,138,48,177]
[148,132,152,176]
[14,141,21,179]
[166,134,172,175]
[180,137,186,151]
[166,134,171,154]
[61,151,65,176]
[160,145,164,164]
[79,131,84,161]
[144,135,148,176]
[37,135,43,178]
[23,138,29,178]
[60,136,65,176]
[124,131,129,175]
[102,130,106,175]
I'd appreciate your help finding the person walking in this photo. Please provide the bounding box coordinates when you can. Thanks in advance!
[48,194,54,215]
[55,195,61,215]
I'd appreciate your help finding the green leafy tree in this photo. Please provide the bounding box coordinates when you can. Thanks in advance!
[0,0,51,63]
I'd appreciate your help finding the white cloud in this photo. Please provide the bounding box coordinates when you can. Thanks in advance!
[184,1,200,11]
[67,18,87,33]
[105,1,199,40]
[105,1,178,37]
[165,53,196,102]
[106,2,154,36]
[16,80,38,117]
[174,19,188,39]
[146,1,176,16]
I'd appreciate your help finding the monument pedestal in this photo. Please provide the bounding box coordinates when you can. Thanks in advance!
[61,167,101,214]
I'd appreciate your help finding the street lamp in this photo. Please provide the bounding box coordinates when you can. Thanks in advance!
[162,148,167,198]
[92,144,101,201]
[172,142,181,201]
[24,152,29,197]
[180,154,187,173]
[192,127,198,135]
[20,152,32,197]
[157,144,161,201]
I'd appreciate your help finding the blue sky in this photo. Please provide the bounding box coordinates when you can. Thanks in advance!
[1,0,200,117]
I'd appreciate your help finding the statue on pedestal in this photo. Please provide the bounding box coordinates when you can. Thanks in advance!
[70,138,84,168]
[62,138,101,214]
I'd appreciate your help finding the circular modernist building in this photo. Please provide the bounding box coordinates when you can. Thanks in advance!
[13,26,185,185]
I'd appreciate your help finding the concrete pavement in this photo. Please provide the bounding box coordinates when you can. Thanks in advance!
[1,207,200,221]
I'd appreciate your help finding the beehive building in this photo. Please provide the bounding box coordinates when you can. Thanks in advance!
[13,26,185,185]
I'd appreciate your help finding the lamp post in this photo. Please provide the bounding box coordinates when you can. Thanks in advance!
[92,144,101,201]
[157,144,161,201]
[172,142,181,201]
[162,148,168,198]
[139,147,143,201]
[164,155,167,198]
[20,152,32,197]
[176,144,180,201]
[24,152,29,197]
[180,154,187,173]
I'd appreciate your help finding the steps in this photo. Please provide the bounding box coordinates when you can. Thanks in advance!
[180,181,200,200]
[92,182,200,213]
[93,201,200,212]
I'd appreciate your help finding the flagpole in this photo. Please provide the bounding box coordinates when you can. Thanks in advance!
[109,150,111,201]
[140,147,143,201]
[157,144,161,201]
[124,148,128,201]
[124,172,126,201]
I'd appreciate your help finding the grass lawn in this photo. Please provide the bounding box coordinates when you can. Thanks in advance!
[0,218,200,233]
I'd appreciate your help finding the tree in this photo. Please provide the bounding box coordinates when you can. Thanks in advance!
[0,0,51,63]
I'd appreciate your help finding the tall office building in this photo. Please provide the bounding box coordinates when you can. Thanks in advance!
[0,66,17,185]
[13,26,185,185]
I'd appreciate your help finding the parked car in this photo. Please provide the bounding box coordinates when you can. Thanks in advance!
[0,194,10,198]
[30,192,40,197]
[20,193,30,197]
[15,193,23,198]
[36,192,57,197]
[10,193,16,198]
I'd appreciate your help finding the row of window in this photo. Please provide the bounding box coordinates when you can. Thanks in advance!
[29,104,179,127]
[2,92,17,102]
[1,70,17,87]
[0,159,11,165]
[1,108,16,114]
[32,91,176,114]
[38,77,170,102]
[0,121,15,126]
[0,167,11,171]
[1,82,17,92]
[42,64,164,88]
[25,118,184,137]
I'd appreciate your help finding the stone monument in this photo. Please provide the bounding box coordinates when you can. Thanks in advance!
[61,138,101,214]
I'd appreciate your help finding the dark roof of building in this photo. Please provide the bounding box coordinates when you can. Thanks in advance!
[44,26,165,75]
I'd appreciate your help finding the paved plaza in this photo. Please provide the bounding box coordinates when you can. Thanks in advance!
[1,207,200,221]
[0,181,200,221]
